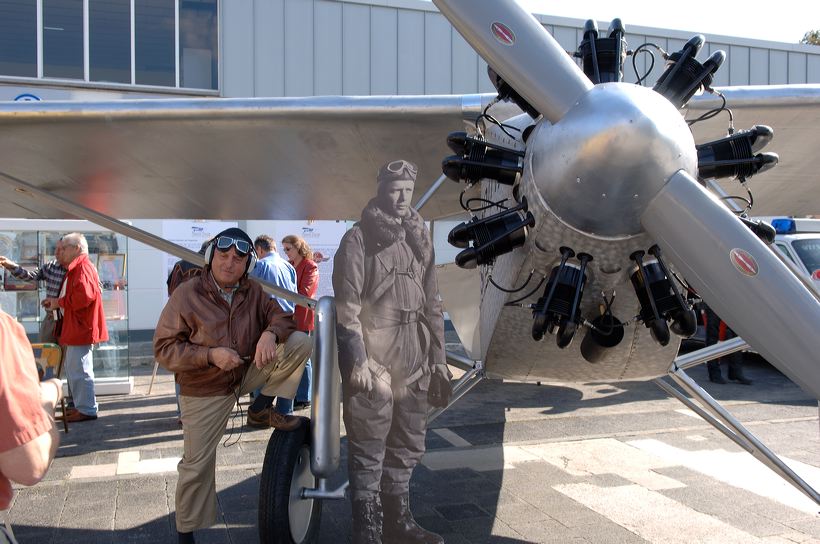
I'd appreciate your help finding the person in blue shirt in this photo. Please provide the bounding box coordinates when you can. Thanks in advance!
[251,235,296,312]
[248,235,301,420]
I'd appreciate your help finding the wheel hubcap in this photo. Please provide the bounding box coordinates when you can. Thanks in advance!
[289,445,316,543]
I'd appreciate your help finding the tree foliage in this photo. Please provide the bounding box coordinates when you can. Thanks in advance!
[801,30,820,45]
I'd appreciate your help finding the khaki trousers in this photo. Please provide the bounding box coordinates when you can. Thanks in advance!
[175,332,312,532]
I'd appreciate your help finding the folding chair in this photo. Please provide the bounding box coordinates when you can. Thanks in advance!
[31,343,68,433]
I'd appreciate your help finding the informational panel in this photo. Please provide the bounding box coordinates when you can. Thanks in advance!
[250,220,348,299]
[161,220,237,300]
[274,220,347,299]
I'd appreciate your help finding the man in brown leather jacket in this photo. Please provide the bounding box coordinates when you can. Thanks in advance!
[154,227,311,544]
[334,160,452,544]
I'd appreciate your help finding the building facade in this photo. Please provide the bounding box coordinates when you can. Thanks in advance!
[2,0,818,102]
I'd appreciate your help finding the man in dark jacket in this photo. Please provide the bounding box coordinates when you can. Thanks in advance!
[154,227,311,544]
[166,239,211,296]
[333,160,452,544]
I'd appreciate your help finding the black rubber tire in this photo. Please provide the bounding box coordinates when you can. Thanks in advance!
[258,419,322,544]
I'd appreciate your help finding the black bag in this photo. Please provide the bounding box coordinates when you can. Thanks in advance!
[52,317,63,340]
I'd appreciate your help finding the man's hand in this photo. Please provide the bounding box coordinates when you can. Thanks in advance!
[253,331,279,369]
[42,298,59,311]
[0,255,17,270]
[349,360,373,393]
[208,347,243,371]
[427,364,452,408]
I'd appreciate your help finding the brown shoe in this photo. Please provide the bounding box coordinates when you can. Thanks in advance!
[269,412,302,431]
[247,407,302,431]
[65,410,98,422]
[247,407,271,428]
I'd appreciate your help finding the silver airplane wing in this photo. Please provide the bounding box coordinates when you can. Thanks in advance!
[686,85,820,217]
[0,94,496,221]
[0,88,817,222]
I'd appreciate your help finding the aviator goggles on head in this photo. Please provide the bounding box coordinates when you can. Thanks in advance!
[214,236,252,256]
[377,159,419,185]
[385,159,417,178]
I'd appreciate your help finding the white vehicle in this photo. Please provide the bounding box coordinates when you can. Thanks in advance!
[760,217,820,282]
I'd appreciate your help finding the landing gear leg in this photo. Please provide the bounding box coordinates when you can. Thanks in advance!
[654,340,820,506]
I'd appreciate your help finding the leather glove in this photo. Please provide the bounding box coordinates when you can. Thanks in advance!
[427,364,452,408]
[349,359,373,393]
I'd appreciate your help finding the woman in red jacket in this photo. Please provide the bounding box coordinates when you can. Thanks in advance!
[282,234,318,409]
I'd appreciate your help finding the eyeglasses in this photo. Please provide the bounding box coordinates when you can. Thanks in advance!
[386,160,417,177]
[215,236,252,256]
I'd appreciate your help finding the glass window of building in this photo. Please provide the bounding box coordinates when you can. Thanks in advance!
[180,0,218,90]
[135,0,175,87]
[0,0,37,77]
[0,0,218,90]
[0,227,131,384]
[43,0,84,80]
[90,0,131,84]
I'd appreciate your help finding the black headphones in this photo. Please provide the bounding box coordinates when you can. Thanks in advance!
[204,234,258,274]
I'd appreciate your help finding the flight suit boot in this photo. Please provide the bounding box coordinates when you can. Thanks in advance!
[351,495,383,544]
[382,493,444,544]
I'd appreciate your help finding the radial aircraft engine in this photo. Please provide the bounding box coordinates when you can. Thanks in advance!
[433,0,820,400]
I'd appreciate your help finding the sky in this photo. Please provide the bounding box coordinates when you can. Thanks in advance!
[517,1,818,44]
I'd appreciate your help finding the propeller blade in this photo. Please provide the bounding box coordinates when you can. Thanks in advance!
[432,0,592,123]
[642,170,820,398]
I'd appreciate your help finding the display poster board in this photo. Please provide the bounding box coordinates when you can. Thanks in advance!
[0,232,39,291]
[0,234,13,258]
[102,290,127,320]
[16,291,39,320]
[161,220,238,300]
[99,254,127,289]
[2,260,38,291]
[264,221,348,299]
[0,292,15,315]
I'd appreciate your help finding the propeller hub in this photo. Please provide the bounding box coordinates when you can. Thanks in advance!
[527,83,697,237]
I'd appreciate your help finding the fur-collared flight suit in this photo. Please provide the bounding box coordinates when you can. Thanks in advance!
[333,198,445,499]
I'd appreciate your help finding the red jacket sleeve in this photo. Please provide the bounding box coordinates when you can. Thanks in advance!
[0,314,51,453]
[300,260,319,298]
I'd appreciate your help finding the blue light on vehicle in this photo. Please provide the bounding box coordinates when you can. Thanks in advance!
[772,218,796,234]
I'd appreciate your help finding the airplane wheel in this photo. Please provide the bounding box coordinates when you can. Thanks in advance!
[649,318,670,346]
[556,321,577,348]
[258,419,322,544]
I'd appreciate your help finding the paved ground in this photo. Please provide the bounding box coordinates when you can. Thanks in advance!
[2,345,819,544]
